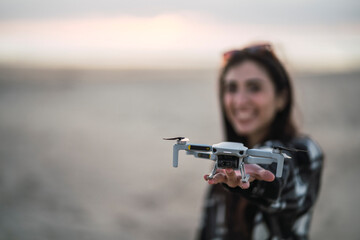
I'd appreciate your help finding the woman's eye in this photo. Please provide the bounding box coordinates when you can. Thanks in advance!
[248,84,261,93]
[225,82,237,93]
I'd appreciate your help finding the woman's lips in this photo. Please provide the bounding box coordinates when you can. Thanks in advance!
[234,110,255,122]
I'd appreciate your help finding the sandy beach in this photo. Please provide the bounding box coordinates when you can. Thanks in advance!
[0,67,359,239]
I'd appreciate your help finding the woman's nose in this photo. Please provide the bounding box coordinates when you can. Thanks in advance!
[233,90,250,106]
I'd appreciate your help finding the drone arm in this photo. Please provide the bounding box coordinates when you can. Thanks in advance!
[187,151,215,161]
[246,149,274,159]
[245,149,285,177]
[186,143,212,152]
[173,143,213,167]
[245,156,276,164]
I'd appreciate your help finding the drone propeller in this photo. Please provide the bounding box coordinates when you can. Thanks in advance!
[163,137,190,142]
[273,145,308,153]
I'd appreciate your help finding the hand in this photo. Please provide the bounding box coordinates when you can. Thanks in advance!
[204,164,275,189]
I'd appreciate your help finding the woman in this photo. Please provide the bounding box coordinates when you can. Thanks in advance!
[197,43,324,240]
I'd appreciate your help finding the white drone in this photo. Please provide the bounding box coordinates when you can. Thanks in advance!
[163,137,304,183]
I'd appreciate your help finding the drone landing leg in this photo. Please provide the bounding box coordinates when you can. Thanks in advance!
[207,164,218,180]
[240,162,250,183]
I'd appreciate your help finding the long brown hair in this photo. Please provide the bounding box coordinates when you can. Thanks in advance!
[219,43,297,146]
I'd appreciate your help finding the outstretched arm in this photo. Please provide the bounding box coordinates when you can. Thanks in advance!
[204,138,324,213]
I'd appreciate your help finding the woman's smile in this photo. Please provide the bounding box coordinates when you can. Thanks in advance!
[234,108,255,121]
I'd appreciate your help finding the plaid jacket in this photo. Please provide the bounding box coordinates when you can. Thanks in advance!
[197,136,324,240]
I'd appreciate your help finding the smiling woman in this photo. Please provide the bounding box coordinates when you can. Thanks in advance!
[198,43,324,240]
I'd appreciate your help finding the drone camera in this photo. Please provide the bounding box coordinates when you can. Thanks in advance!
[217,155,239,169]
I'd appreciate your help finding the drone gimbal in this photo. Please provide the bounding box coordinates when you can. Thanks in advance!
[164,137,294,183]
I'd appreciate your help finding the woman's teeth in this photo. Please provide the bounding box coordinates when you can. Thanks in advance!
[236,111,254,121]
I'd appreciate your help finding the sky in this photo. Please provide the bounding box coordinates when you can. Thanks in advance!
[0,0,359,71]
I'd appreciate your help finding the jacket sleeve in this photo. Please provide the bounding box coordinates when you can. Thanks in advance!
[224,136,324,214]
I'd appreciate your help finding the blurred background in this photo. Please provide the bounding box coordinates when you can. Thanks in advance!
[0,0,359,239]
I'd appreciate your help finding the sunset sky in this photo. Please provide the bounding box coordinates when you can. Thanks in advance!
[0,0,359,71]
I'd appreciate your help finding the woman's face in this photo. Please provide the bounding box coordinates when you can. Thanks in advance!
[223,60,285,144]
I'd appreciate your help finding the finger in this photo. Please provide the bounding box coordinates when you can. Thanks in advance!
[255,170,275,182]
[204,175,210,181]
[204,173,227,184]
[239,181,250,189]
[225,169,238,188]
[215,169,226,174]
[210,173,227,184]
[248,176,256,182]
[245,164,275,182]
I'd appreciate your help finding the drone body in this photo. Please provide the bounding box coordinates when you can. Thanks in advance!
[164,137,292,183]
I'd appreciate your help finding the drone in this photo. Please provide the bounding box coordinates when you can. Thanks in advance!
[163,137,305,183]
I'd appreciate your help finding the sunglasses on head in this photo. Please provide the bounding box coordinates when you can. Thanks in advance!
[222,43,273,63]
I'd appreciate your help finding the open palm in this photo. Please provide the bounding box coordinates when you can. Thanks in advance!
[204,164,275,189]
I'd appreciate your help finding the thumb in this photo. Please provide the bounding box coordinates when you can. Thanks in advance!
[258,170,275,182]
